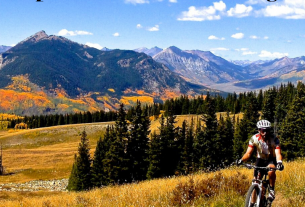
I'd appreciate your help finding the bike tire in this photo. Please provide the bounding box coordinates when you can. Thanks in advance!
[245,184,261,207]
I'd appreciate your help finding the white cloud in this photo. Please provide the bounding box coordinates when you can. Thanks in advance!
[124,0,149,4]
[245,0,268,5]
[258,0,305,19]
[250,35,259,39]
[113,32,120,37]
[58,29,93,36]
[242,51,257,55]
[231,33,244,39]
[147,25,159,31]
[208,35,225,40]
[169,0,177,3]
[85,42,103,50]
[235,48,249,51]
[259,50,289,58]
[136,24,143,29]
[178,1,226,21]
[227,4,253,17]
[213,1,226,11]
[263,36,269,39]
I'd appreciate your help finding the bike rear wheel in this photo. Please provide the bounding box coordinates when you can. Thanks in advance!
[245,184,261,207]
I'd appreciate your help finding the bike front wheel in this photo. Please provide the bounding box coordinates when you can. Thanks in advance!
[245,184,261,207]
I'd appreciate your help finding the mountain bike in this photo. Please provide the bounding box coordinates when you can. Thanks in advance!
[243,164,277,207]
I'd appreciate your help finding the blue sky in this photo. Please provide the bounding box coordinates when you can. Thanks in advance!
[1,0,305,61]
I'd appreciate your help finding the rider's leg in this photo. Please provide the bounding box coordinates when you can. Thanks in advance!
[268,164,276,188]
[268,164,276,201]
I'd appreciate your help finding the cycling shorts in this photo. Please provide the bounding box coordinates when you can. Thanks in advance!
[254,158,277,177]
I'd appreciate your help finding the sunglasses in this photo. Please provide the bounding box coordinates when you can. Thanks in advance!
[259,128,270,132]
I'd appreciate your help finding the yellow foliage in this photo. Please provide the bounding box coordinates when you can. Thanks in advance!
[120,96,154,105]
[108,88,115,93]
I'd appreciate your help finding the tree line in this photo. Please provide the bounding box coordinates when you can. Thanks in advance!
[67,81,305,191]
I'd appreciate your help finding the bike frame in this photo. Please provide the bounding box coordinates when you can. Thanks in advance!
[244,164,277,207]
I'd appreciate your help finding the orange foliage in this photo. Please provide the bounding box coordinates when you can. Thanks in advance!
[0,89,52,110]
[120,96,154,105]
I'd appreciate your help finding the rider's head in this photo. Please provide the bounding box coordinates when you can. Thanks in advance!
[257,119,271,138]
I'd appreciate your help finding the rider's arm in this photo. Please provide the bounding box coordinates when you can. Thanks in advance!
[274,137,283,162]
[275,148,282,162]
[241,146,254,162]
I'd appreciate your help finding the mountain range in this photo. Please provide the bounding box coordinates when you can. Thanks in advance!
[0,31,217,115]
[1,31,305,114]
[135,46,305,93]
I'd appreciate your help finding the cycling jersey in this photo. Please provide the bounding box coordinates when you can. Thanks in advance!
[248,133,280,160]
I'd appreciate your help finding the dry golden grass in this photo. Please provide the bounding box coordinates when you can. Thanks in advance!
[0,161,304,207]
[0,122,114,184]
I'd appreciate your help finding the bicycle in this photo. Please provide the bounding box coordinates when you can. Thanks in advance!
[243,163,277,207]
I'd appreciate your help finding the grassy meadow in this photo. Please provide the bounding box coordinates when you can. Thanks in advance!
[1,113,304,207]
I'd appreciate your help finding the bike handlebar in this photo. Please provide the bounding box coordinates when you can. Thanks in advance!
[243,163,277,171]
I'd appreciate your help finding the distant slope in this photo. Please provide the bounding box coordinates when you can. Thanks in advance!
[0,45,11,53]
[134,46,163,57]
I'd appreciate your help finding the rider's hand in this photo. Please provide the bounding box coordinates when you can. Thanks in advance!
[277,161,284,171]
[236,159,243,166]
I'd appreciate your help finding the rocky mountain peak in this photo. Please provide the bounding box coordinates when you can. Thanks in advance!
[22,30,48,43]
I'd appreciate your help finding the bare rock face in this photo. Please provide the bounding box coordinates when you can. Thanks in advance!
[21,30,49,43]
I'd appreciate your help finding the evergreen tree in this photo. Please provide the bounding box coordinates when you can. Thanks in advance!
[67,130,92,191]
[147,131,162,179]
[91,126,112,187]
[103,104,129,184]
[128,101,151,181]
[262,89,277,123]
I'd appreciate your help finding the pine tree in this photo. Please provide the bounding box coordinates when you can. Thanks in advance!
[103,104,129,184]
[128,101,150,181]
[67,130,92,191]
[262,89,277,123]
[147,131,162,179]
[91,126,112,187]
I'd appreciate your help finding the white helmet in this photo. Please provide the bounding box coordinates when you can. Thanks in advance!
[257,120,271,129]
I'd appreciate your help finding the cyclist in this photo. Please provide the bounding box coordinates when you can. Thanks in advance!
[237,119,284,205]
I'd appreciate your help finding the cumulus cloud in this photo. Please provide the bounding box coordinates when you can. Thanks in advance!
[227,4,253,17]
[169,0,177,3]
[259,50,289,58]
[178,1,226,21]
[124,0,149,4]
[208,35,225,40]
[250,35,259,39]
[245,0,268,5]
[147,25,159,31]
[136,24,143,29]
[243,51,257,55]
[58,29,93,36]
[258,0,305,19]
[231,33,244,39]
[85,42,103,50]
[235,48,249,51]
[113,32,120,37]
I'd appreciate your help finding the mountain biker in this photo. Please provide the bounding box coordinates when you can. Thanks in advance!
[236,119,284,205]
